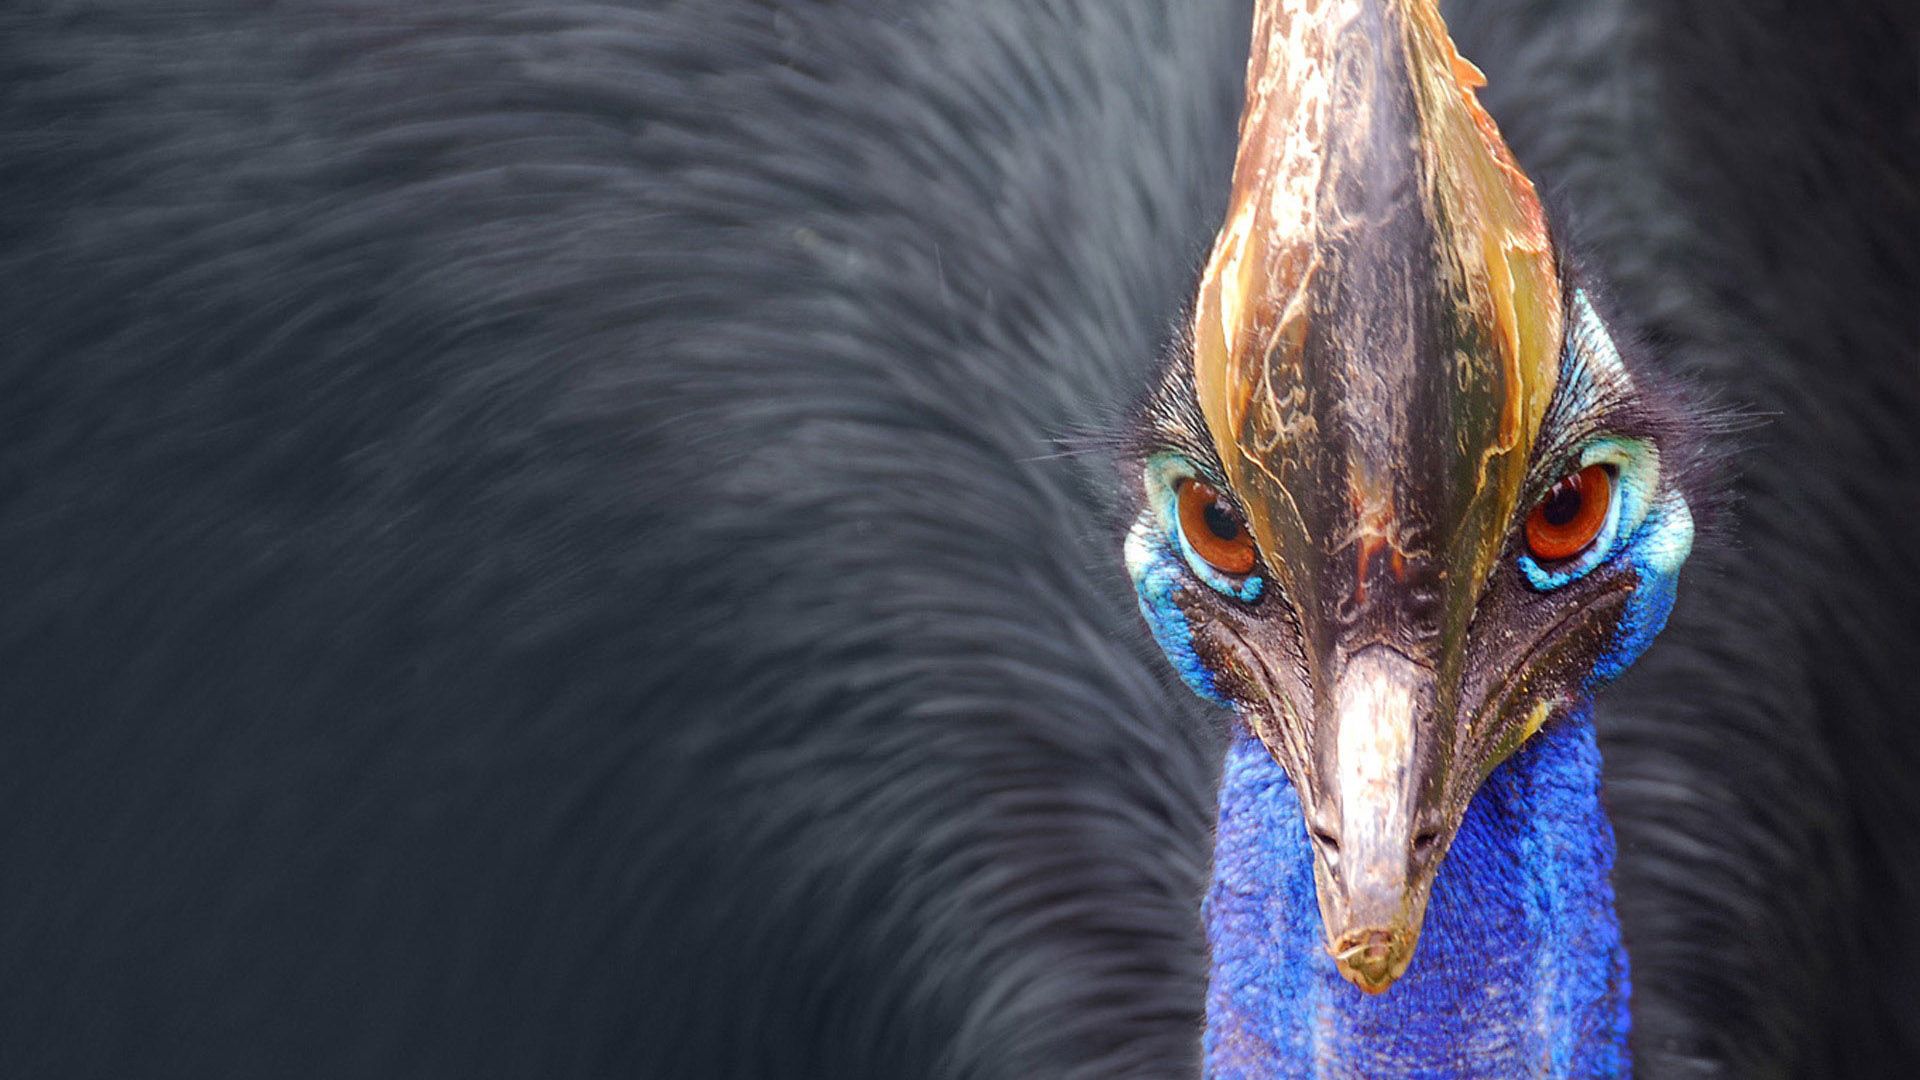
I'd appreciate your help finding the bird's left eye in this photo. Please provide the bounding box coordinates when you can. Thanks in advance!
[1176,478,1257,576]
[1525,464,1613,563]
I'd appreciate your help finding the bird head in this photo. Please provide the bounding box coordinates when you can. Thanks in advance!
[1124,0,1700,994]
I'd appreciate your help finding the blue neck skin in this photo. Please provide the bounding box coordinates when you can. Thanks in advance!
[1204,706,1630,1079]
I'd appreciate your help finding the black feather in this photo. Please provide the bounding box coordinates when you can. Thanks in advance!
[0,1,1913,1077]
[0,4,1250,1076]
[1452,1,1920,1075]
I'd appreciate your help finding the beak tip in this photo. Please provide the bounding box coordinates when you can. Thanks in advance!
[1332,927,1414,995]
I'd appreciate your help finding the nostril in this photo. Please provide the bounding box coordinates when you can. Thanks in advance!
[1412,827,1441,854]
[1310,827,1340,853]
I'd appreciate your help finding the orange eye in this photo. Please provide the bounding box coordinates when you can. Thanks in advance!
[1176,479,1257,576]
[1525,464,1613,563]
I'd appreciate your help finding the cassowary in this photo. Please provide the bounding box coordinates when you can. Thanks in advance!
[0,1,1914,1078]
[1132,2,1703,1072]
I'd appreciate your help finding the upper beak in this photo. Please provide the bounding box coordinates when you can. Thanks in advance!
[1308,645,1441,993]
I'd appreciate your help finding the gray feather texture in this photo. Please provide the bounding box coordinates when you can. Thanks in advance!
[0,1,1912,1077]
[1451,2,1920,1074]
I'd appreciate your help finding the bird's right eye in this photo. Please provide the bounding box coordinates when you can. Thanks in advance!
[1176,479,1257,577]
[1525,464,1613,563]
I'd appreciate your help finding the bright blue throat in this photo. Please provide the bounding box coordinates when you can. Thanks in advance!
[1204,708,1630,1079]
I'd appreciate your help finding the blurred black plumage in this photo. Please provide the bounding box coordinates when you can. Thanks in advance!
[0,2,1914,1077]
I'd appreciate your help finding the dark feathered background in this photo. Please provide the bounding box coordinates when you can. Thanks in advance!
[0,2,1913,1077]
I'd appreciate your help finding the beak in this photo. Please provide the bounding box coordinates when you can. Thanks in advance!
[1308,645,1441,994]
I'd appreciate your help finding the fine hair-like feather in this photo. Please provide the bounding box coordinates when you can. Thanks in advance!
[0,4,1247,1077]
[0,2,1913,1077]
[1448,2,1920,1075]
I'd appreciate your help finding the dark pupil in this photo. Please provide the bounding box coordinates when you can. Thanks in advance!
[1202,499,1242,541]
[1540,476,1585,527]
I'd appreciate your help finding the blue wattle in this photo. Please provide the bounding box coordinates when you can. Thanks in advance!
[1204,709,1630,1079]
